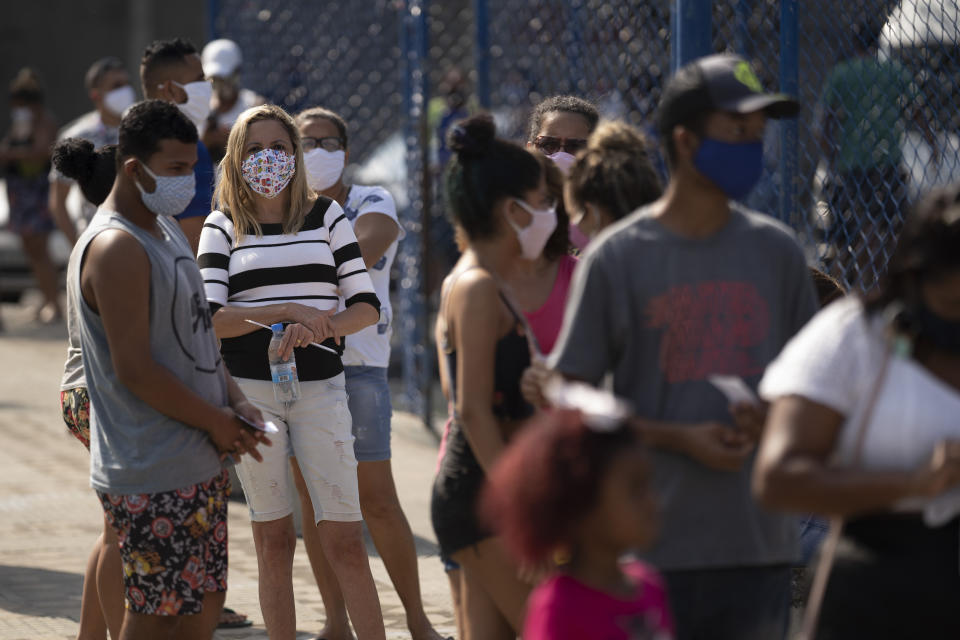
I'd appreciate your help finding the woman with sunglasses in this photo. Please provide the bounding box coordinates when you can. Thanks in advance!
[526,95,598,175]
[293,106,446,640]
[198,104,385,640]
[526,96,598,254]
[754,184,960,638]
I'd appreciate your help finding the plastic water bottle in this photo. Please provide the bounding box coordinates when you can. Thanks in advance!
[268,323,301,403]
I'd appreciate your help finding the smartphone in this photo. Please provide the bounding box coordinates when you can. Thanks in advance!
[236,414,280,434]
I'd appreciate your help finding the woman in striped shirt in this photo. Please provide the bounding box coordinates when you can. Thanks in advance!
[198,104,385,640]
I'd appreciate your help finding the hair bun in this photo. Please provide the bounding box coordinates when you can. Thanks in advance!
[589,120,648,154]
[448,113,496,158]
[52,138,97,182]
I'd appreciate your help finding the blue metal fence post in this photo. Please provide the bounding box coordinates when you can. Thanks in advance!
[779,0,799,225]
[473,0,490,108]
[735,0,752,57]
[207,0,219,41]
[398,0,433,430]
[672,0,712,72]
[568,0,588,94]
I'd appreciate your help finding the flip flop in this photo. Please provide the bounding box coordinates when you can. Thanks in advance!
[217,607,253,629]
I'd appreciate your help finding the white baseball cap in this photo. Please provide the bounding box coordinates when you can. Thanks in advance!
[202,39,242,78]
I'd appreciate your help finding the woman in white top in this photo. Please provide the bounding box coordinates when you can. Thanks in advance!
[754,185,960,639]
[198,104,385,640]
[292,106,446,640]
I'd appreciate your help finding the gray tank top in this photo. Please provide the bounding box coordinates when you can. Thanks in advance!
[72,209,226,494]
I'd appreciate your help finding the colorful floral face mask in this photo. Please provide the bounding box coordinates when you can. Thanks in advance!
[241,148,297,198]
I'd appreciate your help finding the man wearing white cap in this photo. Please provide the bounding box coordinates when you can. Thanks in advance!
[200,38,265,163]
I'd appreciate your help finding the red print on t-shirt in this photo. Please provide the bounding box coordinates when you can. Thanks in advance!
[646,281,770,383]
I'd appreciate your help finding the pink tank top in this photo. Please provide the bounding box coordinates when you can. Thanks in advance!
[524,254,578,355]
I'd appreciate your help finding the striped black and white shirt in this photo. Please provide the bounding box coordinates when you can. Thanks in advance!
[198,196,380,381]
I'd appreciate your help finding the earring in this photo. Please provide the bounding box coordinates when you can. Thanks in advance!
[552,545,572,566]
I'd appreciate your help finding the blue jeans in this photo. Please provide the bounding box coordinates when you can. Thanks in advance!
[799,514,829,565]
[663,565,791,640]
[344,365,392,462]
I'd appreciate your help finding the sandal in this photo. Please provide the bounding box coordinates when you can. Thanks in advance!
[218,606,253,629]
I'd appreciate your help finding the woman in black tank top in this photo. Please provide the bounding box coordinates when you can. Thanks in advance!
[431,114,556,638]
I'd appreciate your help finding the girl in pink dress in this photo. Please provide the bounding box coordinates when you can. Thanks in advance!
[482,385,675,640]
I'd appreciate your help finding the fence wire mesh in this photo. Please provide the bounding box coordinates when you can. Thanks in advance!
[210,0,960,416]
[715,0,960,291]
[211,1,405,173]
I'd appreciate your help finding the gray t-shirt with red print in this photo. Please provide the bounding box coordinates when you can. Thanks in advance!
[549,203,818,571]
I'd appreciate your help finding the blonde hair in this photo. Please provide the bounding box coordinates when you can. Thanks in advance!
[214,104,314,245]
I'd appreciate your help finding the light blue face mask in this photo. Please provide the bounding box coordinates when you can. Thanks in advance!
[693,138,764,200]
[135,162,196,217]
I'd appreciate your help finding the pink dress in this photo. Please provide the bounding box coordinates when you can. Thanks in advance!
[524,254,578,355]
[523,561,676,640]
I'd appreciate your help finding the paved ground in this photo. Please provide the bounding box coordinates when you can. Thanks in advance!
[0,296,456,640]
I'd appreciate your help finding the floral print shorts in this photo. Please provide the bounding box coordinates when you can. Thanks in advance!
[97,470,230,616]
[60,387,91,450]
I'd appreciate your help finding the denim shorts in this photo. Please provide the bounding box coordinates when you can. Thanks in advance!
[344,366,392,462]
[233,374,362,525]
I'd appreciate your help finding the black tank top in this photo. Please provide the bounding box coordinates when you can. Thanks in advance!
[439,267,534,422]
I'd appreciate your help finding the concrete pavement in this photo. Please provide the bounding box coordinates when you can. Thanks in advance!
[0,297,455,640]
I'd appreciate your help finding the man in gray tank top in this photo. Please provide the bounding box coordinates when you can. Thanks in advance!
[72,100,270,638]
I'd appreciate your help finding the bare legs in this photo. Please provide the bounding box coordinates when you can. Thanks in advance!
[77,533,108,640]
[451,538,531,640]
[98,518,124,637]
[19,231,61,321]
[292,458,394,640]
[445,567,464,640]
[77,513,124,640]
[118,590,224,640]
[251,516,299,640]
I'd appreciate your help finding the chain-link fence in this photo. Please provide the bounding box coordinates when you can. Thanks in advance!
[210,0,960,423]
[713,0,960,292]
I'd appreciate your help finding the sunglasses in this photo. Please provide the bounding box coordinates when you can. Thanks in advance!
[533,135,588,155]
[302,136,345,152]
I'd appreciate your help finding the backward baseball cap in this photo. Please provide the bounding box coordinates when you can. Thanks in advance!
[656,53,799,137]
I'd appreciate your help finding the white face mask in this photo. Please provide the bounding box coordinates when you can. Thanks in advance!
[547,151,576,176]
[103,85,136,117]
[135,162,196,217]
[506,198,558,260]
[303,148,345,191]
[170,80,213,131]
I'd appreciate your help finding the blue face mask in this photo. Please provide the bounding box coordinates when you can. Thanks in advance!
[693,138,764,200]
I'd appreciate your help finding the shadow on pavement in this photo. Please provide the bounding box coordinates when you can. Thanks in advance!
[0,564,82,620]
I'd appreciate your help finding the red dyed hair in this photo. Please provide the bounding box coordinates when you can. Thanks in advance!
[480,409,637,565]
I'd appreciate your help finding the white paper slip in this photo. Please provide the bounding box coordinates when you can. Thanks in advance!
[708,375,761,407]
[237,415,281,434]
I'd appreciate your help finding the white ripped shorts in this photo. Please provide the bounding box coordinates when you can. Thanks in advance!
[233,373,361,524]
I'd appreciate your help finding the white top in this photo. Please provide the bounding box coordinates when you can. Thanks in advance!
[50,111,119,227]
[760,296,960,525]
[339,184,400,368]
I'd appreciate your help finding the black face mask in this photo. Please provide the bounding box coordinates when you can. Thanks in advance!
[915,301,960,354]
